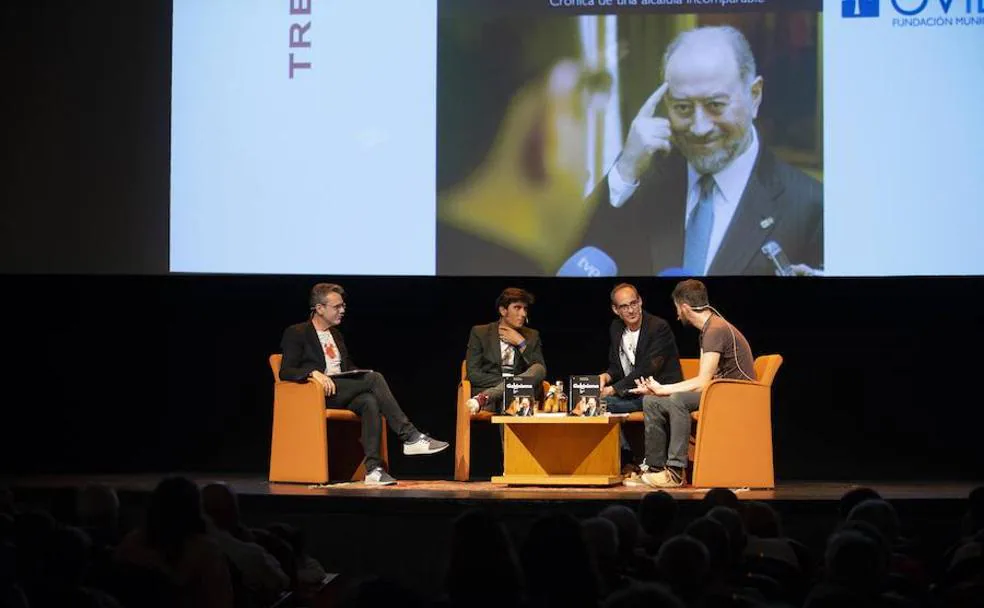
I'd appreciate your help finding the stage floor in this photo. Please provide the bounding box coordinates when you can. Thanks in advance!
[4,474,979,503]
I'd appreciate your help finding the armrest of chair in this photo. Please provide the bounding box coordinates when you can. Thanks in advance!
[457,378,472,411]
[699,379,770,410]
[701,378,768,393]
[696,379,772,446]
[455,378,475,481]
[273,380,325,412]
[270,380,331,483]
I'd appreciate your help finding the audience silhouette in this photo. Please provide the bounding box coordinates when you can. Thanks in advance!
[0,479,981,607]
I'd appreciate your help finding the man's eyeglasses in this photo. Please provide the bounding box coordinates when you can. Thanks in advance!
[319,301,346,312]
[615,299,641,313]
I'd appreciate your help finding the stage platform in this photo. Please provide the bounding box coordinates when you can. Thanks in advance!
[5,473,978,503]
[4,474,979,598]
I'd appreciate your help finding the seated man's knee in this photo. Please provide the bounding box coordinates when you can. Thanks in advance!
[642,395,661,416]
[352,392,379,416]
[362,396,380,418]
[667,394,690,412]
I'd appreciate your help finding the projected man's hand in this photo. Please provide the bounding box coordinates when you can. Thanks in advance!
[615,82,672,184]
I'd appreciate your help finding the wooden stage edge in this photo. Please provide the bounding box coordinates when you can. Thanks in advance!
[3,474,981,503]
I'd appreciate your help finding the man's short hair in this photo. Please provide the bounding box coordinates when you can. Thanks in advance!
[662,25,757,87]
[610,283,640,304]
[496,287,534,311]
[672,280,709,308]
[310,283,345,309]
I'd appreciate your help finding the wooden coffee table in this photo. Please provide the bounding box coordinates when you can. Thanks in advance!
[491,415,626,486]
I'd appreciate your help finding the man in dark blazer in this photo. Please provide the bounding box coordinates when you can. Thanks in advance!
[600,283,683,473]
[465,287,547,414]
[279,283,448,486]
[571,25,822,277]
[600,283,683,412]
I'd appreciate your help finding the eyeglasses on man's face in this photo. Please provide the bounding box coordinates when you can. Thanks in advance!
[615,299,641,313]
[319,301,346,312]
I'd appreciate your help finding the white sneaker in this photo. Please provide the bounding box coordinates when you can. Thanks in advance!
[466,398,480,414]
[622,473,647,487]
[364,467,397,486]
[403,434,450,456]
[640,468,685,488]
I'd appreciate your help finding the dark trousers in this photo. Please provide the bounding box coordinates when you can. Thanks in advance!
[643,392,701,469]
[326,371,419,471]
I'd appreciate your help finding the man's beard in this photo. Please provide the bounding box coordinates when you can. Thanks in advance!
[674,127,751,175]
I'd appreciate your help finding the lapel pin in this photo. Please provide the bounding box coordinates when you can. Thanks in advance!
[760,216,774,229]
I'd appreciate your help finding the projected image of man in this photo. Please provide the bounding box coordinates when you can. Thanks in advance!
[576,25,822,277]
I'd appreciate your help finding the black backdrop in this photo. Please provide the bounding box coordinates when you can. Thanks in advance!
[3,274,983,481]
[1,2,982,482]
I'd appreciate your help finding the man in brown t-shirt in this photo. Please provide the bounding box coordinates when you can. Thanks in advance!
[629,279,755,488]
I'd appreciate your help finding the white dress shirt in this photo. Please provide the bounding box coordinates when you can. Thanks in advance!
[608,127,760,274]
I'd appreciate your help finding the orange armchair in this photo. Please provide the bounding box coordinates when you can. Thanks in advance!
[690,354,782,488]
[626,355,782,489]
[268,354,388,484]
[454,361,491,481]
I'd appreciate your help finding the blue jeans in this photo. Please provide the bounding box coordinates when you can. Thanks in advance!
[604,395,643,414]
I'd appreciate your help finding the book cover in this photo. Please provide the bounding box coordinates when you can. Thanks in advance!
[568,375,602,417]
[503,377,536,417]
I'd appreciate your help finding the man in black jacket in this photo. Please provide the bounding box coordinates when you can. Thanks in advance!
[465,288,547,414]
[601,283,683,412]
[279,283,448,486]
[600,283,683,472]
